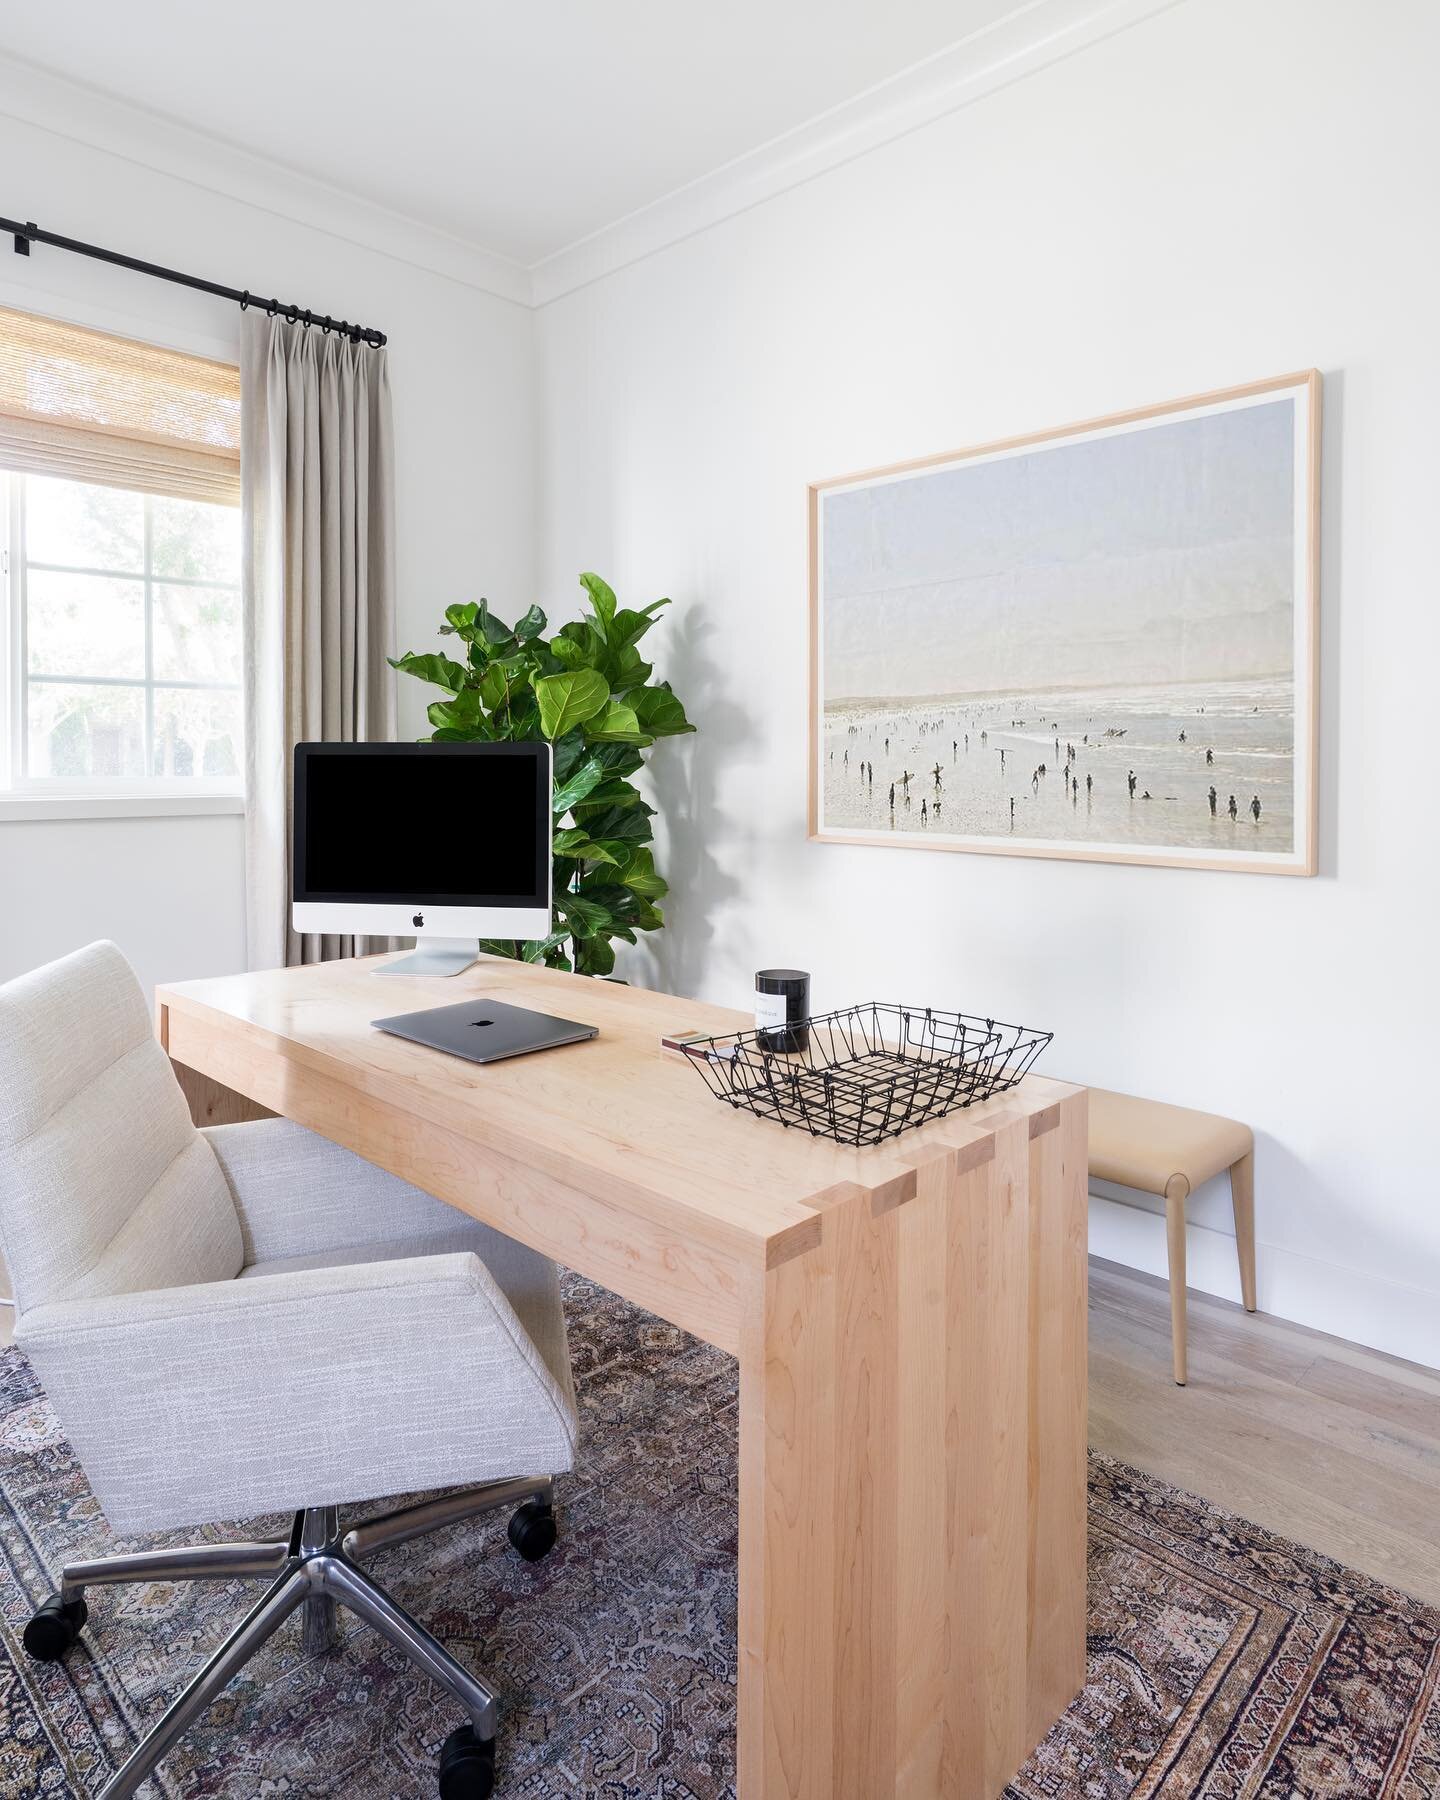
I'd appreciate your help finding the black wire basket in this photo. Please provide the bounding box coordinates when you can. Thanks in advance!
[674,1002,1052,1146]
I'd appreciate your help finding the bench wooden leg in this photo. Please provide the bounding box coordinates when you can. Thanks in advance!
[1230,1151,1257,1313]
[1164,1175,1188,1386]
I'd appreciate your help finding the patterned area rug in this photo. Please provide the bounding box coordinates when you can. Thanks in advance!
[1,1273,1437,1799]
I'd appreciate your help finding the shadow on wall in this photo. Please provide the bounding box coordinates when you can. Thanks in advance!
[631,601,748,999]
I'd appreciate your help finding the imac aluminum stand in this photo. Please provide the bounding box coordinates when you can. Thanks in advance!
[375,939,480,978]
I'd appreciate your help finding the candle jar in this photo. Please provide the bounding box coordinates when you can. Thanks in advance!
[755,968,810,1055]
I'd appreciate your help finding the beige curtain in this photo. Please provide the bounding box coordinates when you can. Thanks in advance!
[241,312,397,970]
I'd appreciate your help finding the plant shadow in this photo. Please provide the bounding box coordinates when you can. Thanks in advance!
[627,600,745,998]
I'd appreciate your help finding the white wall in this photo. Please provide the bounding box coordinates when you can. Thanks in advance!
[0,104,535,995]
[533,0,1440,1365]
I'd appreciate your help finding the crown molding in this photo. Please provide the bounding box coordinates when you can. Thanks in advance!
[529,0,1181,307]
[0,0,1179,317]
[0,52,532,308]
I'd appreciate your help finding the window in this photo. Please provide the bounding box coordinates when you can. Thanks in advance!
[2,473,242,788]
[0,305,243,807]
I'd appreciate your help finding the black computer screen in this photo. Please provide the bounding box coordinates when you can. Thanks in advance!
[294,745,547,903]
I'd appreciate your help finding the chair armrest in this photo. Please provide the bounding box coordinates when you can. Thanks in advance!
[18,1251,577,1537]
[202,1117,473,1265]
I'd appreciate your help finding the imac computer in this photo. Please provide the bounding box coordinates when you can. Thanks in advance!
[292,742,552,977]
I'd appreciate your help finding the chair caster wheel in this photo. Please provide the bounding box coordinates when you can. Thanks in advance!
[439,1723,495,1799]
[507,1499,557,1563]
[23,1593,88,1663]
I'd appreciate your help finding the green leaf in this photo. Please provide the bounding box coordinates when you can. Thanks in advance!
[631,684,694,737]
[390,651,469,694]
[551,730,589,782]
[514,604,547,642]
[578,803,653,846]
[592,743,645,778]
[508,700,542,740]
[534,669,610,740]
[551,754,607,815]
[608,644,654,692]
[608,602,670,651]
[575,777,647,810]
[578,572,617,632]
[559,894,617,934]
[440,602,481,639]
[521,929,572,963]
[585,699,648,744]
[549,634,590,671]
[477,663,512,712]
[427,693,490,735]
[476,600,517,648]
[575,878,627,906]
[552,828,619,865]
[576,934,616,977]
[617,845,669,899]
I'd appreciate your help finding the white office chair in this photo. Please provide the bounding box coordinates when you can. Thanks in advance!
[0,941,579,1800]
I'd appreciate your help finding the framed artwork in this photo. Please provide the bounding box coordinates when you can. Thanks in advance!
[809,372,1320,874]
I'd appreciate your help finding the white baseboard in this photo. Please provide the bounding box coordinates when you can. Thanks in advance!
[1088,1192,1440,1370]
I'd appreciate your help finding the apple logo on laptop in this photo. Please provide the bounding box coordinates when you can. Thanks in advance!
[412,911,424,928]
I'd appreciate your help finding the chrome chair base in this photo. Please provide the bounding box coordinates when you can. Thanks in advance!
[28,1474,555,1800]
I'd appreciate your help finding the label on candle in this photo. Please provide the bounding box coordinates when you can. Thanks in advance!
[755,990,788,1031]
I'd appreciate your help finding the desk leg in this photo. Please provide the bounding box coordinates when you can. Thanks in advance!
[737,1097,1088,1800]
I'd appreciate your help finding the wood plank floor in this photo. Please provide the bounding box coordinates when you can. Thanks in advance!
[3,1248,1438,1603]
[1089,1256,1440,1606]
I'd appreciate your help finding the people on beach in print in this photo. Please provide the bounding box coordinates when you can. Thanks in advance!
[826,694,1282,853]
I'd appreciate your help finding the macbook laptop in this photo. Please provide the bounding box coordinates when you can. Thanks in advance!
[372,996,598,1065]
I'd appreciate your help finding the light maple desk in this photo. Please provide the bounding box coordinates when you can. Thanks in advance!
[157,954,1088,1800]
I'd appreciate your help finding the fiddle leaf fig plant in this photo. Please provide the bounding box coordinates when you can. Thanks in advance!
[390,573,693,977]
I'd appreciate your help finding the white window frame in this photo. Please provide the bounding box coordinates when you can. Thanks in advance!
[0,471,245,821]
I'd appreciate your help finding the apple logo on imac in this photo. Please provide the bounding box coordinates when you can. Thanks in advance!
[412,911,424,928]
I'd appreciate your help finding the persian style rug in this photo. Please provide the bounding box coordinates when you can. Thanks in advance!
[1,1274,1437,1799]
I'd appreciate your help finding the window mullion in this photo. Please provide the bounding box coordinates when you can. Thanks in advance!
[13,476,27,783]
[143,493,155,777]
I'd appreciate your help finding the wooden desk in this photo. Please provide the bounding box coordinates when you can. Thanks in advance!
[157,955,1087,1800]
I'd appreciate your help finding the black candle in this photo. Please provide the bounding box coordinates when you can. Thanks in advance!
[755,968,810,1055]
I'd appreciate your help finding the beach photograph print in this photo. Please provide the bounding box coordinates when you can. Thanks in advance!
[811,373,1319,874]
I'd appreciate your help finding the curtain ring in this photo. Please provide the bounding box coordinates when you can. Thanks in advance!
[321,314,332,335]
[239,289,250,311]
[266,297,278,317]
[285,304,298,324]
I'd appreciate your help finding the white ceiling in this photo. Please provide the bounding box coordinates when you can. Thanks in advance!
[0,0,1025,268]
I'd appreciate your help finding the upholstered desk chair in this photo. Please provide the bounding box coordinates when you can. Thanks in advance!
[0,941,579,1800]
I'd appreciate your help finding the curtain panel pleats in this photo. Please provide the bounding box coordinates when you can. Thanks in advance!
[240,312,397,971]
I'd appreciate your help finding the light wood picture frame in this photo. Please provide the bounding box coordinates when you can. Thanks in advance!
[808,371,1321,875]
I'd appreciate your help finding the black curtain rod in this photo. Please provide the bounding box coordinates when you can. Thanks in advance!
[2,214,387,347]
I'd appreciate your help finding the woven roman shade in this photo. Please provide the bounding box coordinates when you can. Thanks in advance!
[0,306,240,505]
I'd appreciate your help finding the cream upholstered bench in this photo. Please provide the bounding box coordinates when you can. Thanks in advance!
[1088,1088,1256,1386]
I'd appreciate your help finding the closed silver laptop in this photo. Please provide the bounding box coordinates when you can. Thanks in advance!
[371,996,598,1065]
